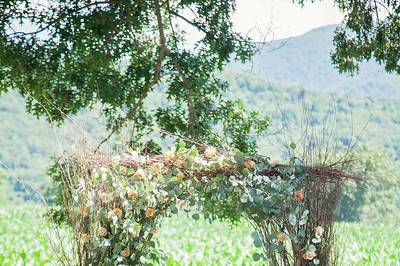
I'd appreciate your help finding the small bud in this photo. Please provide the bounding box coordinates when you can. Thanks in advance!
[294,191,304,201]
[128,191,139,201]
[303,251,317,260]
[153,162,164,172]
[134,168,145,180]
[81,206,89,217]
[150,227,158,235]
[120,249,130,258]
[315,226,324,237]
[176,171,185,180]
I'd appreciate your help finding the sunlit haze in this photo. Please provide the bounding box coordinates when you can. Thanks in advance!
[233,0,343,40]
[182,0,343,44]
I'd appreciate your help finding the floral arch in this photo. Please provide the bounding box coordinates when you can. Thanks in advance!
[51,144,355,266]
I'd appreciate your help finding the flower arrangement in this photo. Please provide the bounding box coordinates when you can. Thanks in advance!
[50,142,357,265]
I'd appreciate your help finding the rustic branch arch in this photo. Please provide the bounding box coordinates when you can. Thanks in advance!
[51,145,355,266]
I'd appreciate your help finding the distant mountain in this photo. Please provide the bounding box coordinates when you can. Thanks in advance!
[223,74,400,161]
[229,25,400,98]
[0,92,107,201]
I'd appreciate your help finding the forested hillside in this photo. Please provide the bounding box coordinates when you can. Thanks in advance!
[1,75,400,199]
[229,25,400,98]
[224,74,400,161]
[0,92,107,201]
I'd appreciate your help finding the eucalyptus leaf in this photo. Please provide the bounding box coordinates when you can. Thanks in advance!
[251,231,262,248]
[289,213,297,226]
[290,142,297,150]
[240,194,249,203]
[309,244,317,252]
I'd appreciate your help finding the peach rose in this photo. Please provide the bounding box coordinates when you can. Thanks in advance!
[276,233,286,242]
[303,251,317,260]
[244,159,256,169]
[81,233,90,243]
[145,207,155,218]
[120,249,130,258]
[112,208,122,217]
[294,191,304,201]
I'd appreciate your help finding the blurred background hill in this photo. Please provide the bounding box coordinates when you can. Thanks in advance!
[229,25,400,98]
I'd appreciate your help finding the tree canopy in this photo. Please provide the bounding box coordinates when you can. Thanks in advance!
[297,0,400,74]
[1,0,400,152]
[0,0,268,153]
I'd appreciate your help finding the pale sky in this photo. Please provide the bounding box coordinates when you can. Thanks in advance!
[233,0,343,40]
[14,0,343,43]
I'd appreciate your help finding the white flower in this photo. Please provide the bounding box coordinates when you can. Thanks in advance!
[312,237,321,243]
[165,151,175,159]
[194,157,207,166]
[204,146,217,158]
[131,151,139,161]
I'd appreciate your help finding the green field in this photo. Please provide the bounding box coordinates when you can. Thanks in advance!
[1,205,399,266]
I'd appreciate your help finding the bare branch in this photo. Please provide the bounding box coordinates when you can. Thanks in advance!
[169,9,208,35]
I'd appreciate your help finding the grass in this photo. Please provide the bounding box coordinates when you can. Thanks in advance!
[0,205,398,266]
[158,216,260,266]
[0,205,55,266]
[336,223,400,266]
